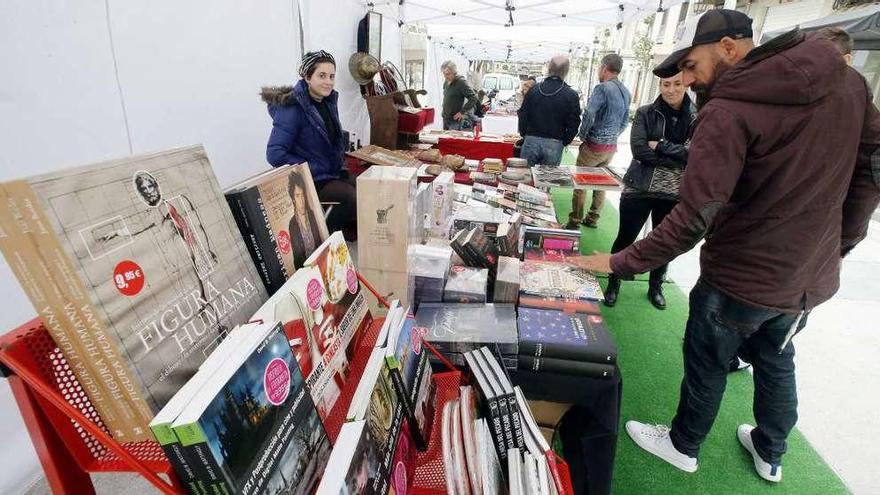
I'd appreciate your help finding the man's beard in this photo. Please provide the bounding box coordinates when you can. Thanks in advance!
[692,60,733,109]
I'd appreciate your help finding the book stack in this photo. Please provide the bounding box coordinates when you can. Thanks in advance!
[429,171,455,239]
[440,387,504,495]
[357,166,420,315]
[517,307,617,378]
[507,386,570,495]
[415,303,518,370]
[224,164,329,294]
[408,244,452,308]
[250,231,374,422]
[453,202,510,235]
[443,266,489,303]
[521,226,582,257]
[481,158,504,174]
[316,303,433,494]
[0,145,268,441]
[493,256,521,304]
[462,347,525,465]
[152,321,331,495]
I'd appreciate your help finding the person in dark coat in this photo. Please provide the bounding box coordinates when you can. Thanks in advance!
[605,72,696,309]
[517,55,582,166]
[261,50,356,240]
[576,10,880,482]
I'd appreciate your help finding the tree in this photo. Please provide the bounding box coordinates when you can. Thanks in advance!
[632,15,656,106]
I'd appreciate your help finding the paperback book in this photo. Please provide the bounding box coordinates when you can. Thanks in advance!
[171,322,331,495]
[251,231,373,422]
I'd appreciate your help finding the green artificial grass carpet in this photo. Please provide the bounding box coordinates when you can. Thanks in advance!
[547,185,849,494]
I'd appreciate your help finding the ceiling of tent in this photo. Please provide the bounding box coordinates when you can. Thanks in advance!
[398,0,666,27]
[425,25,599,63]
[376,0,680,62]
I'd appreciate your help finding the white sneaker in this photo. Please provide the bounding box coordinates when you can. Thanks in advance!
[737,424,782,483]
[625,421,698,473]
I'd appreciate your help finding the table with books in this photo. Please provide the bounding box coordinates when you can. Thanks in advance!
[1,145,620,495]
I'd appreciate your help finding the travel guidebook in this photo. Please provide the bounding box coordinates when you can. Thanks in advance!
[171,322,330,495]
[225,164,329,294]
[0,145,268,440]
[251,231,373,422]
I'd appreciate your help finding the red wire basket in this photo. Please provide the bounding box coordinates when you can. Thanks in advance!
[0,271,574,495]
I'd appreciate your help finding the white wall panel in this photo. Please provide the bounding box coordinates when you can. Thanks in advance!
[107,0,299,186]
[0,1,401,492]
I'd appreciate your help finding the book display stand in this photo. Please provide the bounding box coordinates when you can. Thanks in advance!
[1,271,574,495]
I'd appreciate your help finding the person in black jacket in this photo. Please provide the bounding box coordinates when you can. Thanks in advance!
[605,72,696,309]
[517,55,581,166]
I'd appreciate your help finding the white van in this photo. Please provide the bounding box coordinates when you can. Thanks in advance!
[481,73,519,103]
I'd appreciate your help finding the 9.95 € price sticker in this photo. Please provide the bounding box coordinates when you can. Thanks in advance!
[113,260,145,296]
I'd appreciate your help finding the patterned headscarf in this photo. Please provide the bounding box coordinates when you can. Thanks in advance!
[299,50,336,79]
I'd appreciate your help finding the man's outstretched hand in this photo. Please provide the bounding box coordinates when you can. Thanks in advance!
[570,251,613,274]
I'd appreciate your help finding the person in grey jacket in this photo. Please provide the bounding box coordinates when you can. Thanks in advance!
[441,61,479,130]
[567,54,631,229]
[605,72,695,309]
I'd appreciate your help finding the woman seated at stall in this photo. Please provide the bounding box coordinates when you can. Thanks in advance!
[261,50,356,240]
[605,72,696,310]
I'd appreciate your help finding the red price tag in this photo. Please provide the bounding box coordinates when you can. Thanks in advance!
[277,230,291,255]
[114,260,145,296]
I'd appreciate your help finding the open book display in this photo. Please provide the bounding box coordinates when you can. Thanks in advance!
[530,166,622,191]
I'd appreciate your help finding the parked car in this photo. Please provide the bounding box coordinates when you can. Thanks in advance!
[481,73,519,104]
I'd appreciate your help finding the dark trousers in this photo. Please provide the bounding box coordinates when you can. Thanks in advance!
[610,195,677,287]
[315,174,357,241]
[670,279,808,465]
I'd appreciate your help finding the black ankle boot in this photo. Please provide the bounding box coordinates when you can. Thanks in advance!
[604,276,621,307]
[648,284,666,310]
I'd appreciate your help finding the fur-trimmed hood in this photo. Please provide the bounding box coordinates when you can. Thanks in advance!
[260,85,295,106]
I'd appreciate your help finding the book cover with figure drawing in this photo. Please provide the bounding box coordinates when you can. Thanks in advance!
[0,145,268,440]
[225,164,329,294]
[251,231,373,423]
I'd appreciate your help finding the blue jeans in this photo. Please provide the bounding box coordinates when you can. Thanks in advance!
[443,118,463,131]
[669,278,808,465]
[520,136,564,166]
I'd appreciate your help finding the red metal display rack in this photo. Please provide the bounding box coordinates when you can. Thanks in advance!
[0,272,573,494]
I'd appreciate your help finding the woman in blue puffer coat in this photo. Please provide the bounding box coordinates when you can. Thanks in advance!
[261,50,356,240]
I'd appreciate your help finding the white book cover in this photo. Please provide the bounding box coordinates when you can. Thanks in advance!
[459,386,482,495]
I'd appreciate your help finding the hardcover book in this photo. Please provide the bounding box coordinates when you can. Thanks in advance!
[517,307,617,364]
[171,322,331,495]
[0,145,268,440]
[416,303,518,356]
[251,231,373,422]
[224,164,329,294]
[520,260,604,302]
[443,266,488,303]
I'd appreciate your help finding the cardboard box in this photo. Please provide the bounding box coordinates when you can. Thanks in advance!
[539,426,556,445]
[527,399,574,428]
[358,266,414,317]
[357,166,418,271]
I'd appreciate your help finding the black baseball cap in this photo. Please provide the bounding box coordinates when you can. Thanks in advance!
[653,9,754,78]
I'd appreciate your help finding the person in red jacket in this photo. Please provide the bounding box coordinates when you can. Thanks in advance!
[575,10,880,482]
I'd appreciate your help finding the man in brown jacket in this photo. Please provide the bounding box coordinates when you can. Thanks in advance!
[576,10,880,482]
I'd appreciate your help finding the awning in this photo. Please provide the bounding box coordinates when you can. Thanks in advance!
[761,5,880,50]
